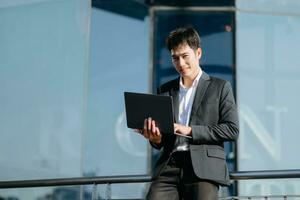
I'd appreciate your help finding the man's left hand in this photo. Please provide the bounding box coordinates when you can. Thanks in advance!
[174,123,192,136]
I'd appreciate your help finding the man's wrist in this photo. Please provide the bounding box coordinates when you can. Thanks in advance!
[188,126,192,136]
[151,138,161,144]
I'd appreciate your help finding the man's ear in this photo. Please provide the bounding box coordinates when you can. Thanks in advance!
[197,48,202,59]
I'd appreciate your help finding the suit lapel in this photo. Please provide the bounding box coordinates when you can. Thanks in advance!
[190,72,210,118]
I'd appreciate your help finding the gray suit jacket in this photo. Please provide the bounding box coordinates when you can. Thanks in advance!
[151,71,239,186]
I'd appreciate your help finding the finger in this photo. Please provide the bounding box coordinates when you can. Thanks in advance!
[150,131,159,141]
[152,120,156,134]
[155,127,161,136]
[144,119,147,130]
[147,117,152,131]
[151,127,161,143]
[144,131,149,139]
[143,119,149,138]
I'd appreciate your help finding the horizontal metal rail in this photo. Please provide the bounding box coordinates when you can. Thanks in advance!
[0,169,300,189]
[219,195,300,199]
[0,175,152,189]
[230,169,300,180]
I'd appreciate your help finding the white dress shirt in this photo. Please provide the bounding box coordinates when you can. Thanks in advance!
[175,70,202,151]
[178,70,202,126]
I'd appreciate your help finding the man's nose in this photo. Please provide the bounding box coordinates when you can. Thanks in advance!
[178,57,185,66]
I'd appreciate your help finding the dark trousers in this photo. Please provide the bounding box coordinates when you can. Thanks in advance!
[147,151,219,200]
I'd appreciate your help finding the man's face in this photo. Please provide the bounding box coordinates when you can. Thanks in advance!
[171,43,202,79]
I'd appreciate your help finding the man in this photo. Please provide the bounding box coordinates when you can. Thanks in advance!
[137,27,239,200]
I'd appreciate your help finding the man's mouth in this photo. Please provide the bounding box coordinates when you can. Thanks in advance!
[180,68,189,73]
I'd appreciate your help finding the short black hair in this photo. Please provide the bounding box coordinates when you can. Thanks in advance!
[166,27,201,51]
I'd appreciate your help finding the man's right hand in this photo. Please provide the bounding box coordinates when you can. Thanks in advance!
[134,117,162,144]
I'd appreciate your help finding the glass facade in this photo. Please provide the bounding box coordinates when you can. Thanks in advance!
[152,9,235,88]
[0,186,91,200]
[0,0,90,199]
[83,7,150,198]
[1,0,300,199]
[236,0,300,196]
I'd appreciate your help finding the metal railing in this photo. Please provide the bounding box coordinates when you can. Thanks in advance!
[0,174,152,189]
[0,170,300,199]
[219,195,300,199]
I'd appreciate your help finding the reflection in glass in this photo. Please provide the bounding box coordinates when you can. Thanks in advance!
[236,0,300,196]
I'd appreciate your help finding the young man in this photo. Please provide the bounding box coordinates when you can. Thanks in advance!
[137,27,239,200]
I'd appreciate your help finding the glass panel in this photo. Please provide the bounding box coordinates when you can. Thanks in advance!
[236,0,300,196]
[83,8,149,177]
[237,0,300,14]
[94,183,148,199]
[152,10,235,89]
[0,0,90,181]
[0,186,85,200]
[236,179,300,199]
[0,183,150,200]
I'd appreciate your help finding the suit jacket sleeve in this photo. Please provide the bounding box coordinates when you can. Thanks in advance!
[191,81,239,144]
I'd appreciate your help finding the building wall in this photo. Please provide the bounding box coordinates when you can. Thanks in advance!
[236,0,300,196]
[83,7,150,199]
[0,0,91,199]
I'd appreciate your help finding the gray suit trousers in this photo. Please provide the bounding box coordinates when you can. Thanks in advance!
[147,151,219,200]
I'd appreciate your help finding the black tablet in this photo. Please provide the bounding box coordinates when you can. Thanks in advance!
[124,92,174,134]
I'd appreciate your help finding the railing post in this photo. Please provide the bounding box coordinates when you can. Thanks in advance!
[92,183,98,200]
[105,183,111,200]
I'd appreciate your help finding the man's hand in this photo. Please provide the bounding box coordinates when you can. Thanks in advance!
[134,117,162,144]
[174,123,192,136]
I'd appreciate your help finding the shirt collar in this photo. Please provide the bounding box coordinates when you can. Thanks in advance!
[179,68,202,90]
